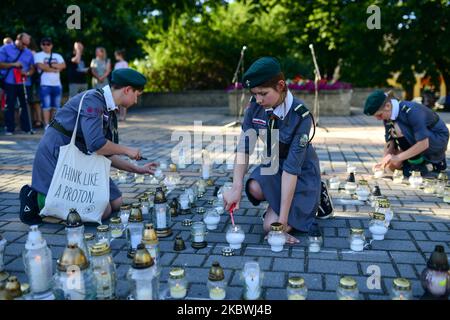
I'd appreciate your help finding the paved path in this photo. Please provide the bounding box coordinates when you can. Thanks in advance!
[1,106,449,300]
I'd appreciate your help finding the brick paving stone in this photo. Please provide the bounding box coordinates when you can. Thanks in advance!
[341,250,391,262]
[308,260,358,275]
[370,240,418,252]
[273,258,305,272]
[389,251,427,264]
[395,264,418,279]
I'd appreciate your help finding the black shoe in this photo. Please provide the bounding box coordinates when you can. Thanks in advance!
[316,181,334,220]
[433,159,447,172]
[19,185,42,225]
[308,222,322,237]
[402,161,433,178]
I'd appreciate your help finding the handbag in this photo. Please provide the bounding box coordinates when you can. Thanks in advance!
[39,92,112,224]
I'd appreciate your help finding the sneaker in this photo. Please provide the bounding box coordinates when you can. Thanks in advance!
[19,184,42,225]
[316,181,334,219]
[4,131,13,136]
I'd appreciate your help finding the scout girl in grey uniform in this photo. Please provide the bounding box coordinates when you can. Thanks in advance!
[223,57,322,243]
[365,90,449,177]
[19,68,157,224]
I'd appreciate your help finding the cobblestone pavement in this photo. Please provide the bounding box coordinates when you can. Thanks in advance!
[0,105,449,300]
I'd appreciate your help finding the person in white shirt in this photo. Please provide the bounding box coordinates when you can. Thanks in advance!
[34,37,66,128]
[114,49,129,121]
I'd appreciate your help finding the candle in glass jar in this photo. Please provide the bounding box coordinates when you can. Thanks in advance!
[194,234,204,243]
[156,207,167,229]
[170,283,187,299]
[204,215,220,230]
[120,213,130,225]
[268,236,285,252]
[350,239,365,252]
[135,281,153,300]
[130,234,142,249]
[374,170,384,179]
[202,165,210,180]
[29,255,52,293]
[369,224,388,240]
[209,287,226,300]
[135,174,144,184]
[61,272,86,300]
[425,271,448,296]
[225,232,245,249]
[309,243,321,253]
[245,273,260,300]
[111,229,123,238]
[288,293,306,300]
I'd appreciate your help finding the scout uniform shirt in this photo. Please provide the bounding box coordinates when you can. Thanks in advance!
[384,100,449,164]
[31,85,121,201]
[237,90,321,232]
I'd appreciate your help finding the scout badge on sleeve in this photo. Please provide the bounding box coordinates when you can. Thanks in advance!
[299,134,309,148]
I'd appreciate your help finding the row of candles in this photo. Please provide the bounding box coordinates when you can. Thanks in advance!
[1,221,448,300]
[333,163,450,200]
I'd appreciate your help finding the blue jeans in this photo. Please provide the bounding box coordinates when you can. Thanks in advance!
[39,85,62,109]
[4,83,32,133]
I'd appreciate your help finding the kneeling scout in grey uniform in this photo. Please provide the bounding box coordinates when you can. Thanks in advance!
[19,68,157,225]
[365,90,449,177]
[223,57,323,242]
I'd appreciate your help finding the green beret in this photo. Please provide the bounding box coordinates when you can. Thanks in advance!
[364,90,387,115]
[111,68,147,89]
[242,57,281,88]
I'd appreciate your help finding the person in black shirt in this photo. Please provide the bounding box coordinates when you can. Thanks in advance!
[68,42,88,97]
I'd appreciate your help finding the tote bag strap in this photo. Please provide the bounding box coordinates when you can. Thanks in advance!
[70,92,89,145]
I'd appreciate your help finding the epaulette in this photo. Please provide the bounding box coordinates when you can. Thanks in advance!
[401,104,411,113]
[294,104,310,118]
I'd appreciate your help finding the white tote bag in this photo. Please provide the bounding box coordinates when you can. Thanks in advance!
[40,92,112,224]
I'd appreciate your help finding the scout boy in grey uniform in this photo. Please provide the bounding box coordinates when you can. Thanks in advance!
[223,57,329,244]
[365,90,449,177]
[19,68,157,224]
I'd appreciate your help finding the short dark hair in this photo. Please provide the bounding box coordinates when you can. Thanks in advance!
[258,72,287,93]
[40,37,52,44]
[114,49,125,57]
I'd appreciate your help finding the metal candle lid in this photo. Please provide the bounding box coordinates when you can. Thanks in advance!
[90,242,111,256]
[174,236,186,251]
[393,278,411,291]
[169,163,177,172]
[372,212,385,221]
[270,222,284,232]
[358,179,368,186]
[371,185,382,196]
[84,233,95,241]
[221,247,235,257]
[169,267,185,279]
[129,205,143,222]
[350,228,364,235]
[196,207,206,214]
[57,244,89,271]
[208,261,225,281]
[132,243,154,269]
[5,276,22,299]
[142,224,159,245]
[139,195,149,202]
[182,219,193,227]
[347,172,356,183]
[427,245,449,271]
[66,208,83,228]
[120,204,132,211]
[339,276,357,290]
[110,217,121,225]
[97,225,110,232]
[288,277,306,288]
[154,187,167,204]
